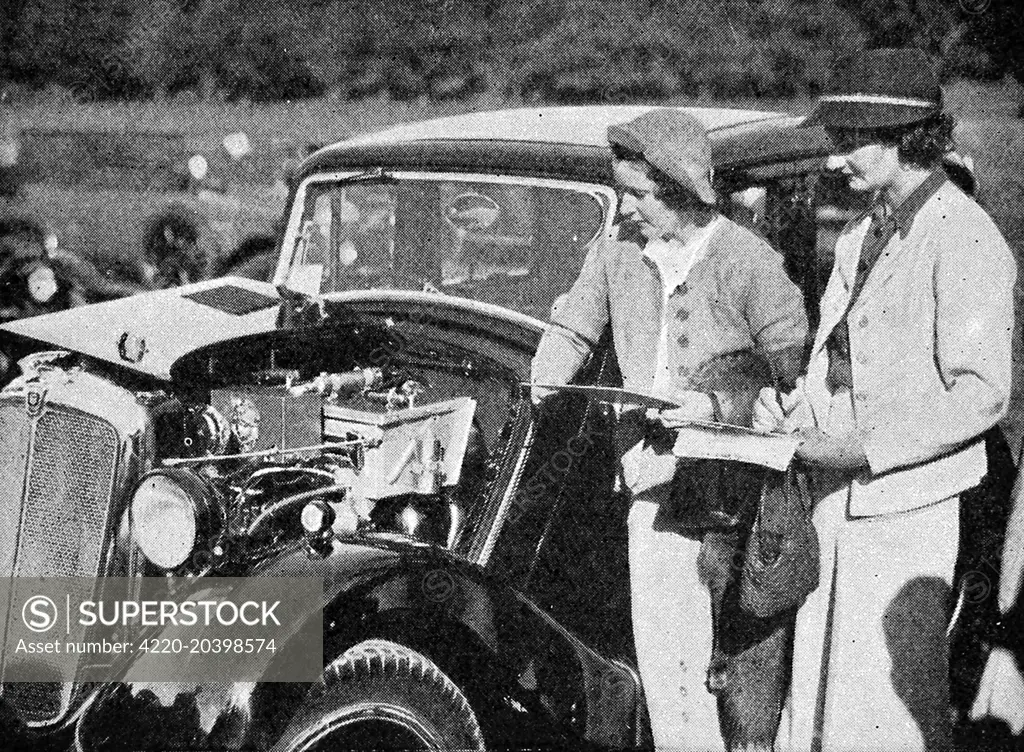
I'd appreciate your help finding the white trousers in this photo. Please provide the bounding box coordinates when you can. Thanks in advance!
[629,498,725,752]
[777,391,959,752]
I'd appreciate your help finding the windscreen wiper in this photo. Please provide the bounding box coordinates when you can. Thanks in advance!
[338,167,395,184]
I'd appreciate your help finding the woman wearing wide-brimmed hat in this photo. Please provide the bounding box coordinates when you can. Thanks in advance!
[755,48,1016,751]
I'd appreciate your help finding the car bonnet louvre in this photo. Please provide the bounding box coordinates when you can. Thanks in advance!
[183,284,280,316]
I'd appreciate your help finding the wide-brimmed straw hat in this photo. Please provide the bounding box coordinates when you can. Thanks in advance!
[803,48,942,129]
[607,109,717,205]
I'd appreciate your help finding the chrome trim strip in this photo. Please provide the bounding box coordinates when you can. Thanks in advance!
[477,419,535,568]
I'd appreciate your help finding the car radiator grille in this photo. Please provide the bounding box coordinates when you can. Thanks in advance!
[0,400,120,725]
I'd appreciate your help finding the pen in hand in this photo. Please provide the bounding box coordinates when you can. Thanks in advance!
[769,361,788,429]
[754,362,801,434]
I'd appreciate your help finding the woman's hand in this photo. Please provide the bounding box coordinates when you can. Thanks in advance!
[971,647,1024,735]
[753,384,807,434]
[658,391,715,428]
[795,428,868,471]
[530,382,559,406]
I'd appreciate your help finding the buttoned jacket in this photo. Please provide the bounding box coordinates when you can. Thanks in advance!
[800,178,1016,516]
[532,217,808,424]
[532,216,807,502]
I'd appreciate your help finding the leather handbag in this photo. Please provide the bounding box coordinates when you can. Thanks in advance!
[662,348,776,530]
[740,466,819,618]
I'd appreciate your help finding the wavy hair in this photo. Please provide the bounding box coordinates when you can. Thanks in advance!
[875,113,956,169]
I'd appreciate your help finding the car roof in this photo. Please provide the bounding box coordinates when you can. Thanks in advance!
[338,106,788,147]
[302,106,831,185]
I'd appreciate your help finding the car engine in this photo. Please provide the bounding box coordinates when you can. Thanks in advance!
[136,363,484,574]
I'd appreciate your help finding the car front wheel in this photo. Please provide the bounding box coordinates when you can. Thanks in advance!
[275,639,486,752]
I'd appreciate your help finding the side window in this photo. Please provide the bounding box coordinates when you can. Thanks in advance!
[729,174,868,336]
[766,177,821,329]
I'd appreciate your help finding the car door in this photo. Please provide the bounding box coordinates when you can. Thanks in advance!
[485,343,649,748]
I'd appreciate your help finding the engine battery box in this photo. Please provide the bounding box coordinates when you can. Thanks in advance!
[210,388,323,452]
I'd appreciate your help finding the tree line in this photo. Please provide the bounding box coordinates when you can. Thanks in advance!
[0,0,1020,103]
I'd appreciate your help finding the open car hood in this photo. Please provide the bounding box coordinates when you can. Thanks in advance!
[0,279,546,382]
[0,277,282,380]
[169,289,545,388]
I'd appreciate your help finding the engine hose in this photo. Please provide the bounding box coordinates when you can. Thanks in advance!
[235,466,336,496]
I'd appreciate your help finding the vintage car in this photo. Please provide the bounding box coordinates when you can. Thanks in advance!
[0,151,130,319]
[0,127,294,383]
[10,126,291,290]
[0,106,1001,752]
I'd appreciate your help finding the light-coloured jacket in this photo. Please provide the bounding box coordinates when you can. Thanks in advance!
[801,178,1015,517]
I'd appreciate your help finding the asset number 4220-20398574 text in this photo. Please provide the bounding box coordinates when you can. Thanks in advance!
[138,637,278,654]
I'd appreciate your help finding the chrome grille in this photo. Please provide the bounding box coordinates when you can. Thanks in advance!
[18,407,118,577]
[0,400,120,725]
[0,404,31,578]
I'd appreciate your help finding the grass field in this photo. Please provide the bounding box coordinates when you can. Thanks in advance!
[7,78,1024,266]
[11,89,519,146]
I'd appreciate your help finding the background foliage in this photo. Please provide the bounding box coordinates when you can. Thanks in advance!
[0,0,1020,103]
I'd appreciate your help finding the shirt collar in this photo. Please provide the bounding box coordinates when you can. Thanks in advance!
[642,216,722,296]
[871,169,947,239]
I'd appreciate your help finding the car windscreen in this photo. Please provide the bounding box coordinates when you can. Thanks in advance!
[282,173,611,320]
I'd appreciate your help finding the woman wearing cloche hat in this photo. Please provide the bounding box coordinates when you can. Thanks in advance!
[534,108,808,752]
[754,48,1016,751]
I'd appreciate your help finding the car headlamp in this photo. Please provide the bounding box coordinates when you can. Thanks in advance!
[130,469,219,570]
[27,264,57,303]
[300,500,334,534]
[300,500,336,557]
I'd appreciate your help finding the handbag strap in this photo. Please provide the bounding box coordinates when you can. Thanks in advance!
[785,466,814,519]
[754,467,784,537]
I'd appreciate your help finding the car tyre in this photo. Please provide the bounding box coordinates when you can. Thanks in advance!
[276,639,486,752]
[141,206,210,288]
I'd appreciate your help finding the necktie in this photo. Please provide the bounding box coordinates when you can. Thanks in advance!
[850,206,892,305]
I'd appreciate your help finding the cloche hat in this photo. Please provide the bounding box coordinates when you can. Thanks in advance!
[607,109,717,205]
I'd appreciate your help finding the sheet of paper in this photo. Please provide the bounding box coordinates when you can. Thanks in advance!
[527,383,799,469]
[671,420,801,471]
